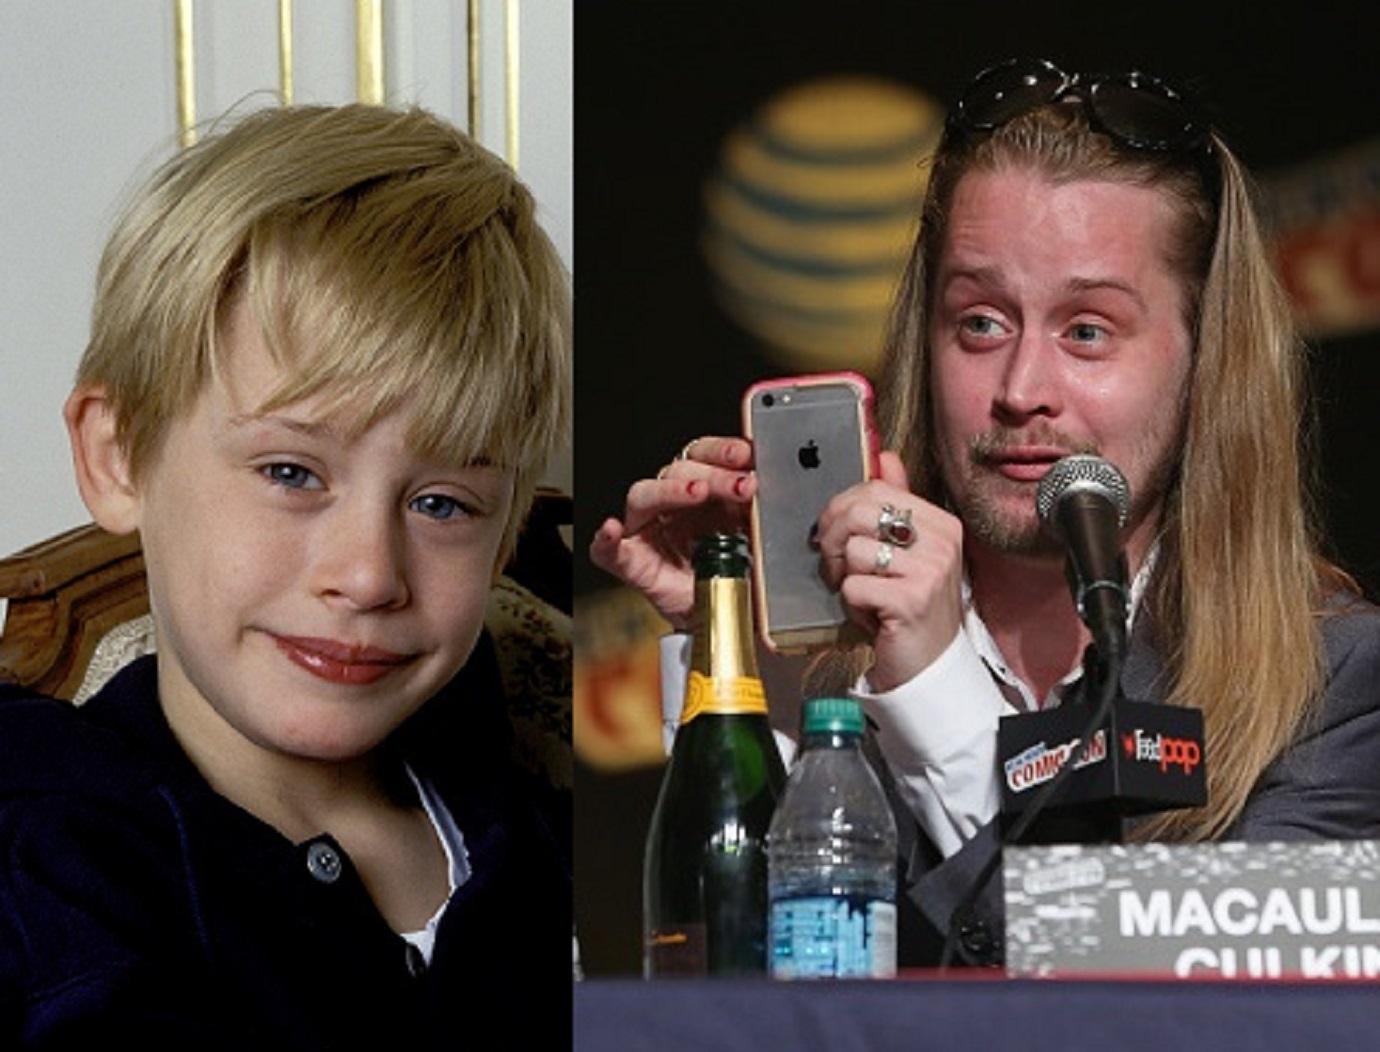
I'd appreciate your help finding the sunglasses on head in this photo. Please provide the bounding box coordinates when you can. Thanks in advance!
[949,58,1212,155]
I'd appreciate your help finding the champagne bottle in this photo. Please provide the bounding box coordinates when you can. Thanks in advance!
[643,533,787,976]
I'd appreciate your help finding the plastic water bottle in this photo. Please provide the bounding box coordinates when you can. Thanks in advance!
[768,697,897,978]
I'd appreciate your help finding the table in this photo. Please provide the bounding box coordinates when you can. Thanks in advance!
[575,974,1380,1051]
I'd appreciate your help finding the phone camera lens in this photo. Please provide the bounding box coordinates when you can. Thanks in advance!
[763,394,775,407]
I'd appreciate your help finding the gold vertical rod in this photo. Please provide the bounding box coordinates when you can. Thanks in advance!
[174,0,196,146]
[467,0,481,138]
[355,0,384,103]
[504,0,519,168]
[278,0,294,105]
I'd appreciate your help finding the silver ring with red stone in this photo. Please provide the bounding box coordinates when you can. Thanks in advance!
[877,503,916,548]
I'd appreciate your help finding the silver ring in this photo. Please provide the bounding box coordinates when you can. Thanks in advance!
[873,541,894,574]
[677,439,698,461]
[877,503,916,548]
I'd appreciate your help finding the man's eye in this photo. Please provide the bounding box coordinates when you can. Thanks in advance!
[410,493,471,521]
[959,314,1005,338]
[1068,322,1109,343]
[262,463,323,490]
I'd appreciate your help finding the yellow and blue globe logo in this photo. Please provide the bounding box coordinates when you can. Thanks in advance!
[703,76,944,373]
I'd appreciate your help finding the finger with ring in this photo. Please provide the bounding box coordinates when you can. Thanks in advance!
[873,541,894,574]
[877,503,916,548]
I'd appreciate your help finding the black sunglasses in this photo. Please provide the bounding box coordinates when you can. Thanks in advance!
[949,58,1212,155]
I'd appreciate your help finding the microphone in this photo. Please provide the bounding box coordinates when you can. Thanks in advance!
[995,456,1204,845]
[1036,455,1131,663]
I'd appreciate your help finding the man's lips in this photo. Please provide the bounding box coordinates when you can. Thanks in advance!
[980,446,1072,483]
[269,634,414,685]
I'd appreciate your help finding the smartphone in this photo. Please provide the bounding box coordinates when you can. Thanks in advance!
[742,373,879,653]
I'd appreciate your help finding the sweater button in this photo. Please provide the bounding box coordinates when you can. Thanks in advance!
[306,840,342,884]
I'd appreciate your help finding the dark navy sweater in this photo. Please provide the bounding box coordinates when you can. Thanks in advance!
[0,639,570,1048]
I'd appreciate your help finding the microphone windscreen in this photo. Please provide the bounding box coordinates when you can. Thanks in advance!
[1035,454,1131,533]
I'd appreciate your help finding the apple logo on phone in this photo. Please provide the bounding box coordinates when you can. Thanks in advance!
[797,440,821,470]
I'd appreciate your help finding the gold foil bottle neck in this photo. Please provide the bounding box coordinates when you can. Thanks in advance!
[683,577,766,722]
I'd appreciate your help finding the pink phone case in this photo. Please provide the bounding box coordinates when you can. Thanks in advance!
[742,371,879,653]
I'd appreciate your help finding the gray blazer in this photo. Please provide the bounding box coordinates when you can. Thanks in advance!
[879,597,1380,967]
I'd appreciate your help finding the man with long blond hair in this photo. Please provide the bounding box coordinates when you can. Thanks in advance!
[592,58,1380,966]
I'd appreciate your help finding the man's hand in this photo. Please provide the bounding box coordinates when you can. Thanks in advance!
[589,437,755,630]
[815,451,965,691]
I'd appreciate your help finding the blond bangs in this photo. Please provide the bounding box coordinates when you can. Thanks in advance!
[81,103,570,561]
[242,213,565,468]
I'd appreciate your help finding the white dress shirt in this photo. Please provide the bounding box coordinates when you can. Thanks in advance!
[659,556,1155,862]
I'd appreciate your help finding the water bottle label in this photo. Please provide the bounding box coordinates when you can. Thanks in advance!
[680,671,767,723]
[769,896,897,979]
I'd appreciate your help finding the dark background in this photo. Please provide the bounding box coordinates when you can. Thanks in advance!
[574,0,1380,975]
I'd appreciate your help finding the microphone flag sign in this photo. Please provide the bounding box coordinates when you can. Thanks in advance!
[998,699,1206,844]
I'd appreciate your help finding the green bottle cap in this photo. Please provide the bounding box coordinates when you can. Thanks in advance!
[692,532,751,579]
[802,697,865,736]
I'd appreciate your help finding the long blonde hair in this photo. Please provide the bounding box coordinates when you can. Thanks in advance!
[832,105,1349,841]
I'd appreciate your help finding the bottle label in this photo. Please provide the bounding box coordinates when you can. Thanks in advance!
[680,671,768,724]
[769,896,897,979]
[645,923,708,975]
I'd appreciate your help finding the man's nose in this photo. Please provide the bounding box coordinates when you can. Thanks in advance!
[994,330,1061,421]
[310,503,410,612]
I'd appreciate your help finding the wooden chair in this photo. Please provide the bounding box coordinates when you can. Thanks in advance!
[0,489,572,790]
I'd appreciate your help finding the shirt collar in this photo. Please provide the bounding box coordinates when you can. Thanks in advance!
[963,542,1159,710]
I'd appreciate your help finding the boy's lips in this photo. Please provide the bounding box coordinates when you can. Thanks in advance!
[269,634,414,685]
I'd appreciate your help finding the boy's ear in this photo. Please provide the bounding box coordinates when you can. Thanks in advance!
[63,385,142,535]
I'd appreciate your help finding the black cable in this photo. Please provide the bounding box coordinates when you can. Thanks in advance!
[937,647,1121,969]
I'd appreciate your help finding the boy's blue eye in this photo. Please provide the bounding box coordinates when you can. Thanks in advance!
[262,463,322,490]
[410,493,469,521]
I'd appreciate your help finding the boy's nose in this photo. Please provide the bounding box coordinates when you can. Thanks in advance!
[311,506,410,611]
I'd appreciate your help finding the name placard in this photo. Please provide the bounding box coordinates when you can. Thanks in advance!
[1004,841,1380,979]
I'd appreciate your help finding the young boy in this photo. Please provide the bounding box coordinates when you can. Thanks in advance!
[0,105,570,1044]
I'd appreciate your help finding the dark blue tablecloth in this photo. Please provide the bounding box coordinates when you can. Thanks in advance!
[575,976,1380,1051]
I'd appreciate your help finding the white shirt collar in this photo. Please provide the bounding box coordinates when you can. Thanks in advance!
[963,543,1158,711]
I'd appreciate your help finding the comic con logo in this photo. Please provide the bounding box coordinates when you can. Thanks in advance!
[1005,731,1107,794]
[1122,728,1201,774]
